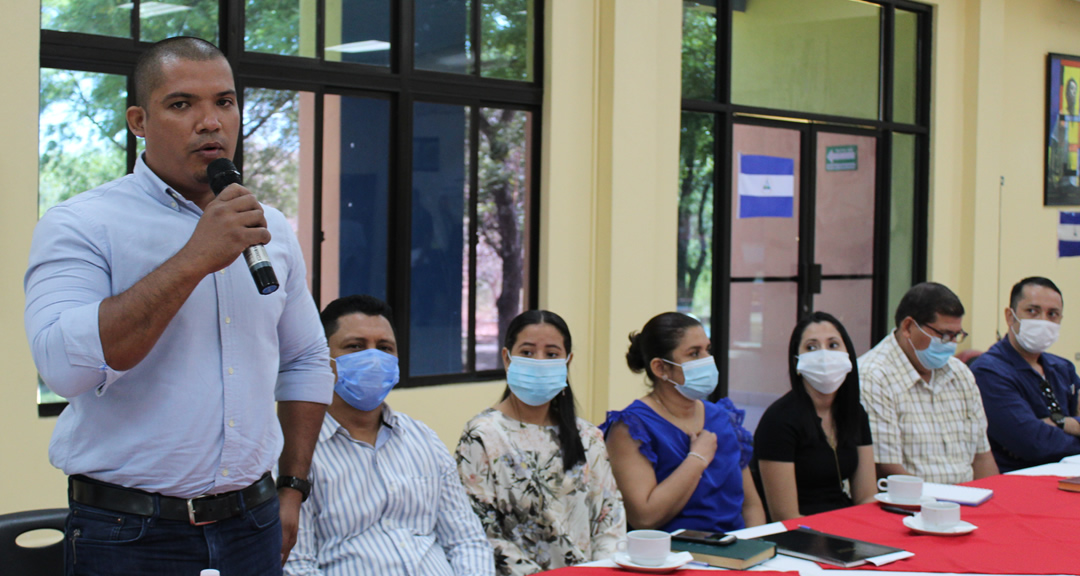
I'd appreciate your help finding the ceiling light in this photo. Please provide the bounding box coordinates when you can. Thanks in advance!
[325,40,391,54]
[117,2,194,18]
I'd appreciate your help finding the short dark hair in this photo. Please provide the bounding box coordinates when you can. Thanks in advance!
[626,312,702,385]
[894,282,965,329]
[787,312,863,446]
[320,294,395,339]
[133,37,227,109]
[500,310,585,472]
[1009,276,1063,309]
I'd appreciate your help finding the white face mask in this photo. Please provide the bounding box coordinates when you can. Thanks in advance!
[796,349,853,395]
[1011,314,1060,354]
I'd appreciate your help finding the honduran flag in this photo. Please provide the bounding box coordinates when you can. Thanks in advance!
[738,154,795,218]
[1059,212,1080,257]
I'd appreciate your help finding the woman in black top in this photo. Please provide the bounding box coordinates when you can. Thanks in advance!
[754,312,876,520]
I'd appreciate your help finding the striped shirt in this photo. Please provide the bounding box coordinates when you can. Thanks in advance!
[858,333,991,484]
[284,406,494,576]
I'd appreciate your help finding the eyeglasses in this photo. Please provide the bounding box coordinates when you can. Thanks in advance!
[918,322,969,345]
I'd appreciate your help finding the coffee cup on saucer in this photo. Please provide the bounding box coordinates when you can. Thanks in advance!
[877,474,923,504]
[919,500,961,531]
[616,529,671,567]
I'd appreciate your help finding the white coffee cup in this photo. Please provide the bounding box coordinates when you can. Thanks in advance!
[616,529,671,567]
[877,474,923,503]
[919,500,961,531]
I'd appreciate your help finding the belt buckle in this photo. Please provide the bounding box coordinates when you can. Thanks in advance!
[187,495,218,526]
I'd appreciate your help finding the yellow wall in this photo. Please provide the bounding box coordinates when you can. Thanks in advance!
[6,0,1080,514]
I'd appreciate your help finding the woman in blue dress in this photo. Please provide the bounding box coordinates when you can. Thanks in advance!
[601,312,765,532]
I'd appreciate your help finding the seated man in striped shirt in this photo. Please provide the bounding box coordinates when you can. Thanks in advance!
[858,282,999,484]
[285,295,494,576]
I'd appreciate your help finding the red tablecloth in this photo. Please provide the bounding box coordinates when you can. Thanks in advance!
[780,475,1078,574]
[537,569,791,576]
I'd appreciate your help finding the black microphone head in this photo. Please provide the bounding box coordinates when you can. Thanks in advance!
[207,158,242,195]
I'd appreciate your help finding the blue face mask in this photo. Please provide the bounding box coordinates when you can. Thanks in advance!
[333,349,400,412]
[911,323,956,371]
[662,356,719,400]
[506,356,568,407]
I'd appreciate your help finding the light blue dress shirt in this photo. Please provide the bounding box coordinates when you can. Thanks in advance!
[24,155,334,497]
[284,406,494,576]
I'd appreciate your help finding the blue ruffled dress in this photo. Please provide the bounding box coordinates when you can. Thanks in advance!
[600,398,753,533]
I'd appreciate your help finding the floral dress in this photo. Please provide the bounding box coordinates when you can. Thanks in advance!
[455,408,626,576]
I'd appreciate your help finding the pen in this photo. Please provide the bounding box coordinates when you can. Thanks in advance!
[880,505,916,516]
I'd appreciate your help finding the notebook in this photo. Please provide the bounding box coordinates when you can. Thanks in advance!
[757,527,907,568]
[670,533,776,569]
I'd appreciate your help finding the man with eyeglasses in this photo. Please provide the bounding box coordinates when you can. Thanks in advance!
[858,282,999,484]
[970,277,1080,472]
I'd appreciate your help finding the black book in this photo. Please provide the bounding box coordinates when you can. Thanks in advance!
[757,527,907,568]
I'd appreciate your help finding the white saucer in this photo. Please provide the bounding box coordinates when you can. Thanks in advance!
[903,514,978,536]
[875,492,935,509]
[612,551,694,573]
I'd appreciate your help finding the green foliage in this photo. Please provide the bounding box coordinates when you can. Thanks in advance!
[481,0,532,81]
[41,0,130,37]
[243,88,301,220]
[682,6,717,101]
[245,0,304,56]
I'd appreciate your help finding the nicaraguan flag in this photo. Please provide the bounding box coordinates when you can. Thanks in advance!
[1059,212,1080,257]
[738,154,795,218]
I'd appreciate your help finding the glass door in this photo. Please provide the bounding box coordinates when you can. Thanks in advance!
[724,121,879,426]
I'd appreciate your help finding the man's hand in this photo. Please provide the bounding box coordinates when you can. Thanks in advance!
[181,183,270,277]
[279,487,303,566]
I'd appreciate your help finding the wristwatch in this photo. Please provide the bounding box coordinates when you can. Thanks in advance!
[1050,410,1067,429]
[276,475,312,502]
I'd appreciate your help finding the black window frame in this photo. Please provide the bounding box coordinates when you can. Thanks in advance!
[37,0,544,416]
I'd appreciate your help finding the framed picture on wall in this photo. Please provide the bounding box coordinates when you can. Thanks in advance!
[1046,53,1080,205]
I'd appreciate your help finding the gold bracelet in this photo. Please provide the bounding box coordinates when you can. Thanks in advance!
[688,451,708,465]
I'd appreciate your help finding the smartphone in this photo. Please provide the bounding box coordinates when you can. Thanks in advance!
[673,529,737,546]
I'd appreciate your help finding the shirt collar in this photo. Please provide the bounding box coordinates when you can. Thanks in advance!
[319,404,399,444]
[133,153,201,214]
[994,336,1047,375]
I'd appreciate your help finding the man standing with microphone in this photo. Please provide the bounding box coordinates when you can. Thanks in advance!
[24,37,332,575]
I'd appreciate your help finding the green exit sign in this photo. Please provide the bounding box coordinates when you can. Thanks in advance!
[825,145,858,171]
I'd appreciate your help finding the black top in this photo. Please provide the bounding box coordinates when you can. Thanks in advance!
[753,391,873,516]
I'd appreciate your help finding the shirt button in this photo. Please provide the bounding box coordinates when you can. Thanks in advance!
[228,367,234,375]
[170,202,177,209]
[225,317,231,324]
[222,469,229,477]
[220,270,226,275]
[228,419,235,428]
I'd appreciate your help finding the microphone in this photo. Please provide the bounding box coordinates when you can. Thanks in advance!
[207,158,280,295]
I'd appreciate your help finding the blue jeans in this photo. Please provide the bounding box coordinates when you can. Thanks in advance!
[65,491,282,576]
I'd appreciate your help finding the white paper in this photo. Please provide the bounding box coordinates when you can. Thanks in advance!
[728,521,788,539]
[866,550,916,566]
[922,482,993,505]
[1060,454,1080,464]
[1006,462,1080,477]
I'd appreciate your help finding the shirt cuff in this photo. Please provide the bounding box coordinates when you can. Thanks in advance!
[59,301,128,395]
[276,370,334,404]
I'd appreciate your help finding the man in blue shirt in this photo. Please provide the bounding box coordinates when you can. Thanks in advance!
[24,38,333,575]
[971,277,1080,471]
[285,295,493,576]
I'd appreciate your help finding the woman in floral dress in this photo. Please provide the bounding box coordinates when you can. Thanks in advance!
[456,310,626,576]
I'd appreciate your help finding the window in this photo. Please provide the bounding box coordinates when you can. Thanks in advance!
[37,0,542,415]
[677,0,931,404]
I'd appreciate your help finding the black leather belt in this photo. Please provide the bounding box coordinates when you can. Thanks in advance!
[69,473,276,526]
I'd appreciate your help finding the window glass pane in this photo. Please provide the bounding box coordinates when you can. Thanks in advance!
[38,69,129,408]
[894,9,918,124]
[139,0,218,43]
[246,0,315,57]
[416,0,472,74]
[731,0,880,119]
[321,95,392,304]
[681,1,716,101]
[41,0,131,37]
[39,69,128,217]
[814,132,876,275]
[815,279,873,354]
[477,107,531,370]
[411,102,469,376]
[728,280,796,432]
[326,0,391,66]
[888,133,916,317]
[677,111,714,328]
[480,0,534,81]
